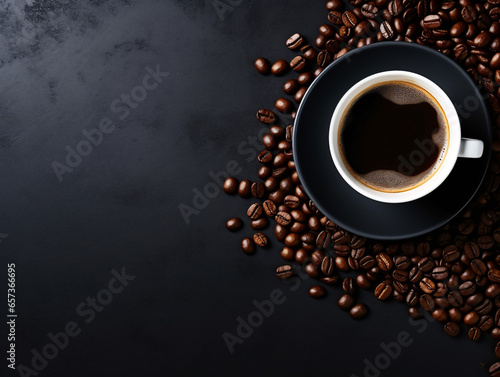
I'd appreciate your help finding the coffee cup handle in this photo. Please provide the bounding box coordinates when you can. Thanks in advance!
[458,138,484,159]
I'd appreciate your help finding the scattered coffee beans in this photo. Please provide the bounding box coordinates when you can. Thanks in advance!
[309,285,326,298]
[225,1,500,374]
[254,57,270,75]
[226,217,243,231]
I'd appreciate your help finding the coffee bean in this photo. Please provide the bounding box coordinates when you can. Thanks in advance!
[448,291,464,309]
[490,362,500,377]
[462,5,477,23]
[319,24,335,38]
[423,14,442,28]
[350,303,368,319]
[251,182,265,199]
[420,293,436,311]
[271,59,289,76]
[286,33,303,50]
[275,211,292,226]
[492,53,500,69]
[309,285,326,298]
[390,269,407,283]
[416,241,431,256]
[471,258,488,276]
[226,217,243,231]
[262,134,277,150]
[241,237,255,255]
[420,277,436,294]
[375,281,393,300]
[262,200,277,217]
[238,180,252,198]
[305,262,319,278]
[328,10,343,25]
[444,321,460,336]
[489,269,500,283]
[297,72,313,87]
[253,232,268,247]
[280,247,294,261]
[380,21,395,39]
[290,56,306,72]
[431,266,449,280]
[317,50,332,67]
[356,274,370,289]
[343,277,357,295]
[349,257,360,270]
[319,256,334,275]
[256,109,277,124]
[321,276,339,285]
[388,0,403,15]
[443,245,460,262]
[247,203,263,220]
[376,252,394,271]
[408,306,422,319]
[294,87,307,103]
[338,294,355,310]
[450,21,467,37]
[464,241,480,259]
[361,3,379,18]
[493,328,500,339]
[342,11,358,28]
[418,256,435,271]
[326,0,344,11]
[478,235,494,249]
[476,298,493,315]
[406,289,418,306]
[223,177,239,194]
[283,195,300,209]
[284,233,300,247]
[251,217,268,230]
[269,125,285,138]
[466,326,480,341]
[276,265,294,279]
[467,293,485,307]
[464,311,480,326]
[301,45,317,61]
[283,79,299,95]
[404,7,418,23]
[316,230,330,248]
[407,267,421,285]
[487,284,500,298]
[495,341,500,358]
[474,31,493,47]
[254,57,270,75]
[275,98,293,113]
[479,315,494,331]
[360,255,376,269]
[460,281,477,295]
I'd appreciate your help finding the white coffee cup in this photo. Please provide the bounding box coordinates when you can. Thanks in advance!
[329,70,484,204]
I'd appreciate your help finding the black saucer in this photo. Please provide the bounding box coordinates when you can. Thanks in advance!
[293,42,492,240]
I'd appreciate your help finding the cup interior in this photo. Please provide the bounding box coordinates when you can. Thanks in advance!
[329,70,461,204]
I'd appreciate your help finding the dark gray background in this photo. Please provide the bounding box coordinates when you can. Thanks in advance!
[0,0,495,376]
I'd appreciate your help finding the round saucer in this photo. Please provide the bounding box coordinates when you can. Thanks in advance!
[293,42,492,240]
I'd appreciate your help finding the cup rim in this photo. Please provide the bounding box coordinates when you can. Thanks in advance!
[328,70,461,204]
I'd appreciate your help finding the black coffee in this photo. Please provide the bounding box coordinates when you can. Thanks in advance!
[339,81,448,192]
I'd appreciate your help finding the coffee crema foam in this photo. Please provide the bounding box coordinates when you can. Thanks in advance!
[339,81,449,193]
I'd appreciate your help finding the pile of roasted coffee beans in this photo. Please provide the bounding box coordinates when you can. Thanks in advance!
[225,0,500,375]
